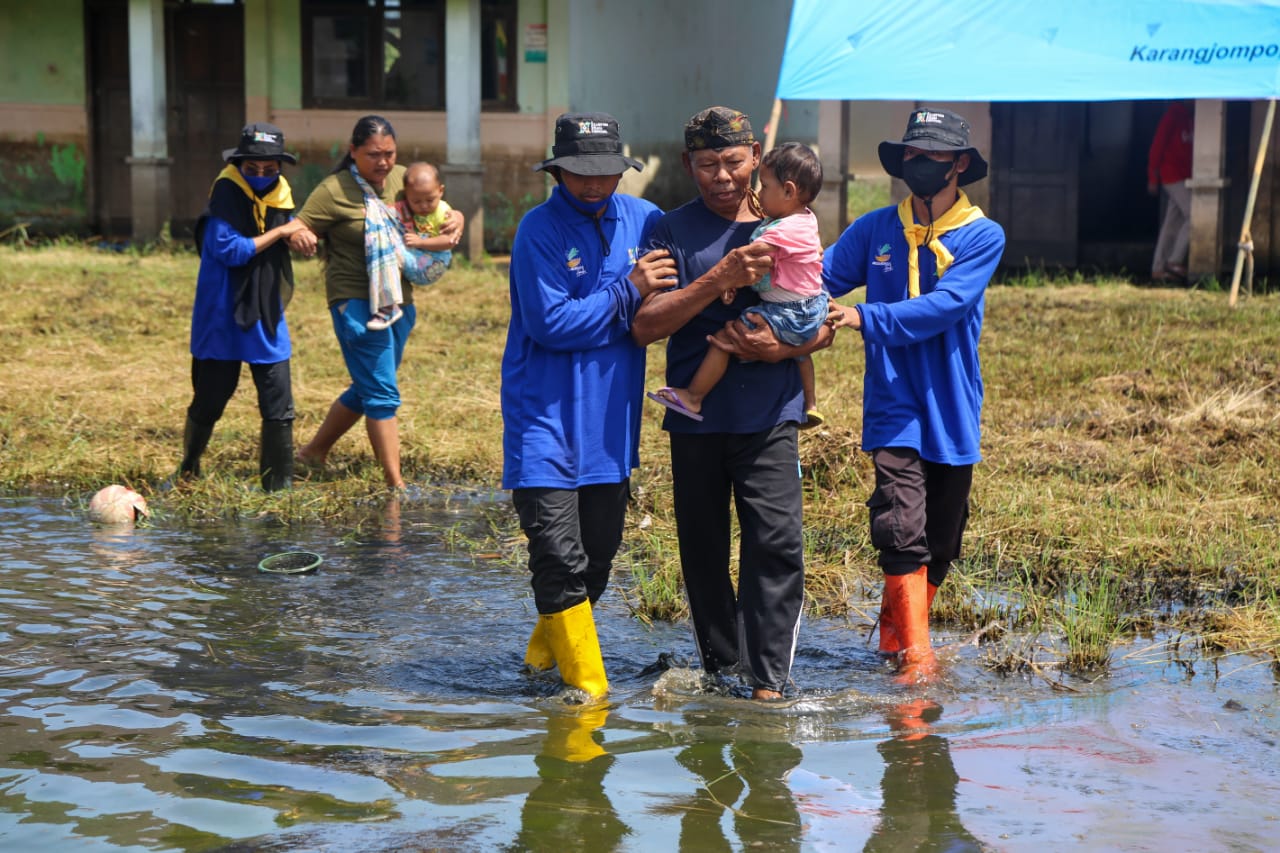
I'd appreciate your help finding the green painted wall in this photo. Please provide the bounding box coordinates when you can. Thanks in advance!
[0,2,86,104]
[267,0,303,110]
[0,2,88,228]
[516,0,547,115]
[241,0,303,109]
[0,133,88,229]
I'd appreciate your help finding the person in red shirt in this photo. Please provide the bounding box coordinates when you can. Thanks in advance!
[1147,100,1193,283]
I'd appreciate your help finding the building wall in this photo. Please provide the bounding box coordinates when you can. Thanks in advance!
[242,0,553,252]
[567,0,819,209]
[0,3,85,105]
[0,1,89,227]
[3,1,1270,279]
[0,0,820,241]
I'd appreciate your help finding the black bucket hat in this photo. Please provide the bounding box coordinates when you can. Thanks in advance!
[222,122,298,165]
[878,108,987,186]
[534,113,643,176]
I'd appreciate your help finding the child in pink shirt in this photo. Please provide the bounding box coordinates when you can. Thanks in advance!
[649,142,827,426]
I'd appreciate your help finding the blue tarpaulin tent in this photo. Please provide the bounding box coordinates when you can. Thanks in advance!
[776,0,1280,102]
[775,0,1280,291]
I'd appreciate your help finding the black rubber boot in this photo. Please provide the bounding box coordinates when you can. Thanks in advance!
[259,419,295,492]
[180,416,215,479]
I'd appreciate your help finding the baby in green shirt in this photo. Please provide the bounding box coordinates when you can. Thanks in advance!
[368,161,455,330]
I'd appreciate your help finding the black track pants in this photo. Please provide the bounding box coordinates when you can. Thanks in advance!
[670,425,805,694]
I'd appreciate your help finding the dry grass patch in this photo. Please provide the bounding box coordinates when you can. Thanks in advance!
[5,246,1280,662]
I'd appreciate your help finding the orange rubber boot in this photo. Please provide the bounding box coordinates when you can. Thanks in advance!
[879,576,940,656]
[888,698,941,742]
[877,589,901,655]
[885,566,937,684]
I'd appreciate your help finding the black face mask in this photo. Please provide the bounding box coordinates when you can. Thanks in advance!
[901,155,956,199]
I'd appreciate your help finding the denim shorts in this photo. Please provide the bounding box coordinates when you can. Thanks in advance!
[741,292,830,346]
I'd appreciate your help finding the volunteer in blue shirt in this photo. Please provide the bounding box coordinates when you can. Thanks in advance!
[502,112,675,699]
[181,122,306,491]
[631,107,834,701]
[824,108,1006,683]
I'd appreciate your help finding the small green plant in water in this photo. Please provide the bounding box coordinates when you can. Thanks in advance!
[1057,570,1130,674]
[620,534,686,624]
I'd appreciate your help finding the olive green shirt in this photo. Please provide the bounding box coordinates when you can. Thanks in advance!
[296,164,412,307]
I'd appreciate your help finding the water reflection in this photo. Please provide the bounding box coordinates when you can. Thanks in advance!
[3,495,1280,851]
[673,737,803,851]
[511,707,627,852]
[865,700,985,852]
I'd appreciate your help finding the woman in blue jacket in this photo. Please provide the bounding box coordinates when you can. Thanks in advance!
[180,122,305,491]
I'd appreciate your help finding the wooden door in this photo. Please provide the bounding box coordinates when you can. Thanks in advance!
[87,0,131,236]
[166,3,244,238]
[990,102,1084,269]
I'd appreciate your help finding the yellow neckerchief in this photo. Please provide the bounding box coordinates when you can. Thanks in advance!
[213,164,294,234]
[897,189,985,298]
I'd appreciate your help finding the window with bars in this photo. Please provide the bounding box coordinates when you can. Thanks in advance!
[302,0,517,111]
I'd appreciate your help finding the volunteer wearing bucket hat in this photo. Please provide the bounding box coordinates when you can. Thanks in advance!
[824,107,1006,683]
[179,122,307,491]
[631,106,835,701]
[503,112,676,699]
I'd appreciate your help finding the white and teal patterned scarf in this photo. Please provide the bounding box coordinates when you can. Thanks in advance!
[349,164,407,305]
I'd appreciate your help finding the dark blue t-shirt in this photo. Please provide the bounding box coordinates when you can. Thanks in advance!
[649,197,805,434]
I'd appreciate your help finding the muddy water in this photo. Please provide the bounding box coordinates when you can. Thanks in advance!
[1,494,1277,852]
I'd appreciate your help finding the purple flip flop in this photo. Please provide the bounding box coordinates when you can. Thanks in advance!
[646,388,704,421]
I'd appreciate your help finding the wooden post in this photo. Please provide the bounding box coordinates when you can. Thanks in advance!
[839,100,851,236]
[755,98,784,191]
[764,98,783,153]
[1229,99,1276,307]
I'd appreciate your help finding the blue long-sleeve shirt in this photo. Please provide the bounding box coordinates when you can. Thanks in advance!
[501,186,663,489]
[822,204,1005,464]
[190,217,290,363]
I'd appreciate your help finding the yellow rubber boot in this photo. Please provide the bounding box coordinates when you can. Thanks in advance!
[543,599,609,699]
[523,618,556,673]
[542,706,609,763]
[885,566,938,684]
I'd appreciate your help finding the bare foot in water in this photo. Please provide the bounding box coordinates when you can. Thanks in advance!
[752,688,783,701]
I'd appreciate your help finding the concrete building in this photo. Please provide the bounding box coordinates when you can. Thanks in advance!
[2,1,1276,283]
[0,0,813,255]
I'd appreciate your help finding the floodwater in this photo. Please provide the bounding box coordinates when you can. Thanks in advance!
[1,494,1277,853]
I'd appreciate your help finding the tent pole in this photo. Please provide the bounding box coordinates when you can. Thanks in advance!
[765,98,782,152]
[1229,98,1276,308]
[839,100,851,235]
[755,98,784,191]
